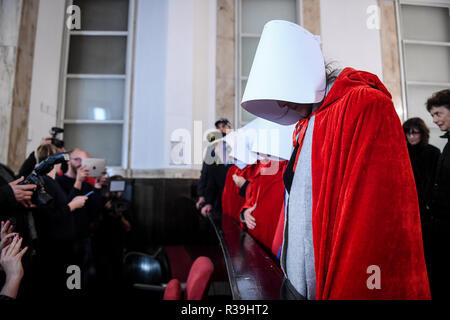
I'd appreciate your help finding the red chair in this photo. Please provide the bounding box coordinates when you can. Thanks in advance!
[163,279,182,300]
[163,256,214,300]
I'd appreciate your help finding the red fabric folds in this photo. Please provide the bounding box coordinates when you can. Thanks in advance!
[307,68,430,299]
[222,165,248,223]
[271,199,285,258]
[241,160,287,250]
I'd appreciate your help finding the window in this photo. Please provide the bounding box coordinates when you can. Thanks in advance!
[397,1,450,150]
[59,0,134,167]
[236,0,301,127]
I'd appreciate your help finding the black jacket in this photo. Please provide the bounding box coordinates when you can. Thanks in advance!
[0,164,34,250]
[407,143,441,223]
[17,152,36,180]
[197,145,216,198]
[205,163,230,213]
[430,132,450,221]
[33,176,77,243]
[55,174,103,240]
[0,164,16,210]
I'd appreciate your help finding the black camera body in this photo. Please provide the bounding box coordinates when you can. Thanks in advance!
[20,153,70,206]
[50,127,64,149]
[21,174,53,206]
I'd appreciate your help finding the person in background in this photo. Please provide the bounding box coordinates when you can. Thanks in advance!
[196,119,232,210]
[425,88,450,299]
[239,158,287,251]
[237,119,292,252]
[201,140,232,217]
[55,148,105,293]
[403,118,440,223]
[215,118,233,134]
[221,163,253,224]
[32,144,87,297]
[1,162,35,300]
[92,175,132,294]
[402,117,440,288]
[220,129,257,224]
[18,136,67,179]
[1,159,37,211]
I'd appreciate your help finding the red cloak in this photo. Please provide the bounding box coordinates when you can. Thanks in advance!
[241,160,287,250]
[283,67,430,299]
[221,165,248,223]
[271,199,285,259]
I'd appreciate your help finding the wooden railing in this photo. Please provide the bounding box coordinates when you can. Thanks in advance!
[208,212,284,300]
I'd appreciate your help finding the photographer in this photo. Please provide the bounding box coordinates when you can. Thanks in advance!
[31,144,87,296]
[1,163,36,266]
[55,148,105,292]
[18,128,66,179]
[92,175,131,292]
[1,176,36,212]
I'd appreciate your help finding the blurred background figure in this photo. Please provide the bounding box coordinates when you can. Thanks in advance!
[92,175,132,294]
[32,144,87,297]
[196,119,232,211]
[403,117,440,284]
[403,118,440,225]
[214,118,232,135]
[18,128,66,179]
[200,139,232,218]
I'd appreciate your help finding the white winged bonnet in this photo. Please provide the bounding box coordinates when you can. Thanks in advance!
[241,20,326,125]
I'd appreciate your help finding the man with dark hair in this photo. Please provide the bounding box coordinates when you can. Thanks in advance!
[214,118,232,132]
[426,88,450,299]
[196,119,232,210]
[200,139,232,217]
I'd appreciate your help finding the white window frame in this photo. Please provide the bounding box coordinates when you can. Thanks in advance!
[57,0,135,171]
[395,0,450,121]
[234,0,302,128]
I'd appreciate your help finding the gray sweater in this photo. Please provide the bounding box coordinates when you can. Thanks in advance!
[280,70,341,300]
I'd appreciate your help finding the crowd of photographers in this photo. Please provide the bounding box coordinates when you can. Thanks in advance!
[0,131,132,301]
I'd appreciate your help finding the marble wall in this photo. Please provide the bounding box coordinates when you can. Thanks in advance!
[303,0,321,35]
[0,0,22,165]
[0,0,39,171]
[215,0,235,126]
[8,0,39,171]
[379,0,403,120]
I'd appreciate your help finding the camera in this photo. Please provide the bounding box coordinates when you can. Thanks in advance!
[20,153,70,206]
[50,127,64,149]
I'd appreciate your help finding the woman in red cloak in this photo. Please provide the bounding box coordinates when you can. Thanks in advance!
[241,20,430,300]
